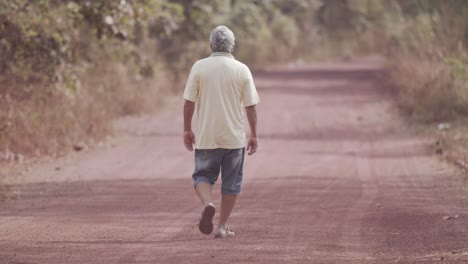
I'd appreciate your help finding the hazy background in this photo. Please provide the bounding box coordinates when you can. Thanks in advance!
[0,0,467,163]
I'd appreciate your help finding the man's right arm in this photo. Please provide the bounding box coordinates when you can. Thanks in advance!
[245,105,258,155]
[183,100,196,151]
[182,62,199,152]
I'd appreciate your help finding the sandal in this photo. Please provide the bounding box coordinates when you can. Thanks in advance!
[199,204,215,234]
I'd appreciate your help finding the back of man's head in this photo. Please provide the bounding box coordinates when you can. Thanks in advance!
[210,25,235,53]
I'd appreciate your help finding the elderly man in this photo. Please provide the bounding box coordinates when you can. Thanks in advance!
[183,25,260,238]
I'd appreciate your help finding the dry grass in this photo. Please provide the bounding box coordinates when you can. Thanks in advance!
[386,54,468,123]
[0,60,170,162]
[436,121,468,173]
[385,52,468,177]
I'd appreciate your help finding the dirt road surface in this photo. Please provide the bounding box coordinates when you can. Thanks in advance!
[1,58,468,264]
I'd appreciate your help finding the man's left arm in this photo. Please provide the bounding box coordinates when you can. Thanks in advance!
[242,66,260,155]
[245,105,258,155]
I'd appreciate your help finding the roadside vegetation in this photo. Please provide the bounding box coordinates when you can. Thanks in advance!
[314,0,468,173]
[0,0,320,162]
[382,1,468,172]
[0,0,467,174]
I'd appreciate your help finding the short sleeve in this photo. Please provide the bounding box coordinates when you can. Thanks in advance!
[242,66,260,107]
[183,63,200,102]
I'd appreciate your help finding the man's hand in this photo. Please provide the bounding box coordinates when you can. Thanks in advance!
[246,136,258,155]
[184,130,195,151]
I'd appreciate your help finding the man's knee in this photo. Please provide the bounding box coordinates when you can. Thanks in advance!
[194,177,214,189]
[221,185,241,195]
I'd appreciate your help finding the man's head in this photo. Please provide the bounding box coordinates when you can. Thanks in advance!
[209,25,235,53]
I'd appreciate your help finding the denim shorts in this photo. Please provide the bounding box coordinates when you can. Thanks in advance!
[192,148,245,195]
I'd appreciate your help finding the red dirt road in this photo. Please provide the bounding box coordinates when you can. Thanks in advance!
[1,58,468,263]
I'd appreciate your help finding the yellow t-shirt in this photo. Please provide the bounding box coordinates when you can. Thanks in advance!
[183,52,260,149]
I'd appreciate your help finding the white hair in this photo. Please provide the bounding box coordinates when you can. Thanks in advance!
[209,25,235,53]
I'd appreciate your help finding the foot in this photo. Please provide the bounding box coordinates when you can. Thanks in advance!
[199,203,215,235]
[214,226,235,238]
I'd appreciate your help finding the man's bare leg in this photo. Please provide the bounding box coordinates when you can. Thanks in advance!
[218,194,237,228]
[195,182,213,206]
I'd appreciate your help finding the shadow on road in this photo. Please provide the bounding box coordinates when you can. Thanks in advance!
[0,178,192,217]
